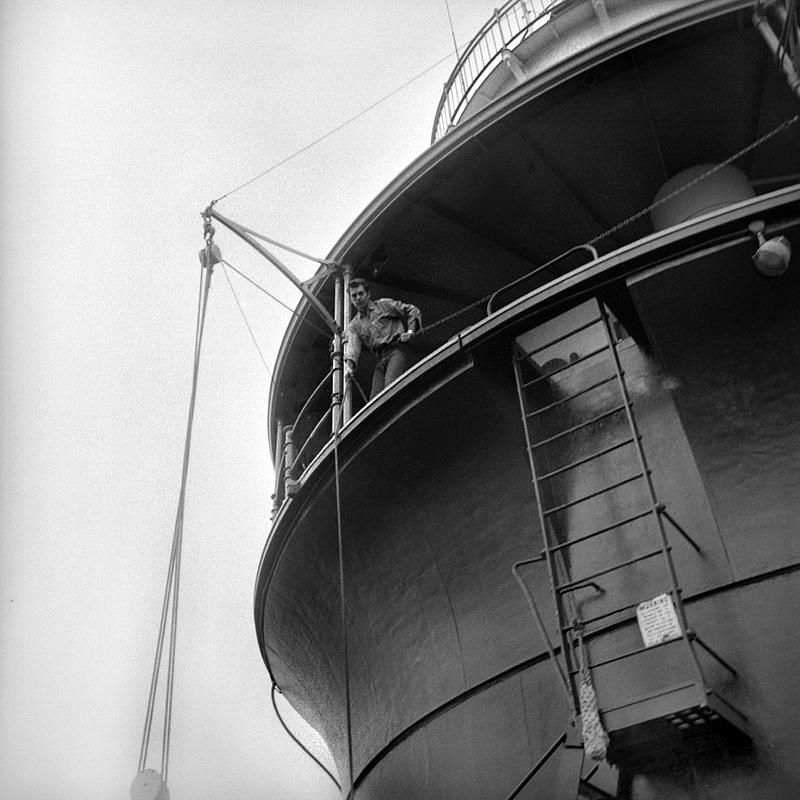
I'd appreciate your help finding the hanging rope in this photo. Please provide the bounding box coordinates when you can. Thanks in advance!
[221,259,332,339]
[220,261,272,377]
[575,622,609,761]
[332,404,356,798]
[444,0,461,60]
[136,219,217,787]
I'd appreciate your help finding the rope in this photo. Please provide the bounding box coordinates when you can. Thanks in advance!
[221,259,332,339]
[221,262,272,376]
[575,624,609,761]
[270,683,341,791]
[444,0,461,60]
[213,48,463,204]
[332,405,356,798]
[137,236,215,781]
[347,373,369,405]
[584,113,799,247]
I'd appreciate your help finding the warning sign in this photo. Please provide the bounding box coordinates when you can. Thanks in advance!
[636,593,682,647]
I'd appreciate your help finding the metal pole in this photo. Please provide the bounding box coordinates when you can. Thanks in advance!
[342,264,354,422]
[271,421,285,518]
[207,207,340,336]
[754,5,800,100]
[332,270,344,433]
[283,426,298,497]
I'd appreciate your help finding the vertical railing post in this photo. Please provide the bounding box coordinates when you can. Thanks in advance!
[342,264,354,423]
[271,421,286,518]
[332,268,344,433]
[283,425,298,497]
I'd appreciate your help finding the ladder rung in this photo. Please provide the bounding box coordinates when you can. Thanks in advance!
[516,316,603,361]
[525,374,618,418]
[542,473,645,516]
[556,548,665,592]
[548,508,655,552]
[560,589,681,631]
[520,344,610,388]
[562,600,642,631]
[537,436,636,481]
[529,404,626,449]
[569,635,684,673]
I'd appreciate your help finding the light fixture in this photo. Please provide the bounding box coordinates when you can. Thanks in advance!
[748,220,792,277]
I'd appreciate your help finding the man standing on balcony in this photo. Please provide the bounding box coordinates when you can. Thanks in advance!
[344,278,422,399]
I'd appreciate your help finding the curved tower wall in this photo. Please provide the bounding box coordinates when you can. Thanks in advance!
[257,0,800,795]
[261,210,800,798]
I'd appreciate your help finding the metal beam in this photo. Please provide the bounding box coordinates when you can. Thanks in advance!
[208,207,340,335]
[423,196,547,269]
[516,127,620,241]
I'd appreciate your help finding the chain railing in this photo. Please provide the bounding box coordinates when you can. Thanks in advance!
[432,0,565,143]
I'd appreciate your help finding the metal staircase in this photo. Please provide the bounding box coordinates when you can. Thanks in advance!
[511,298,749,774]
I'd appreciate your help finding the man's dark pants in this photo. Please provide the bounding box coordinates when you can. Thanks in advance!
[370,344,411,398]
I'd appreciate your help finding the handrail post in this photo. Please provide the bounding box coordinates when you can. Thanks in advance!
[271,421,286,517]
[342,264,354,423]
[332,269,344,433]
[283,425,299,497]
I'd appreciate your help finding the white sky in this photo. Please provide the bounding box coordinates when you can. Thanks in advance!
[0,1,502,798]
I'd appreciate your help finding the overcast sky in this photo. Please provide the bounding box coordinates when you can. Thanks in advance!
[0,1,503,798]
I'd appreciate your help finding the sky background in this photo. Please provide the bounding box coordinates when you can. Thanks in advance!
[0,1,503,798]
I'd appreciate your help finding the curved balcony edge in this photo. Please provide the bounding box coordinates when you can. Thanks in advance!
[255,182,800,679]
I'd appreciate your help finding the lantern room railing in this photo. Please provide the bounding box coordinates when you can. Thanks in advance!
[431,0,566,143]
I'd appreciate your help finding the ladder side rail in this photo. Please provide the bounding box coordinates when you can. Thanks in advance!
[596,301,709,696]
[513,342,580,714]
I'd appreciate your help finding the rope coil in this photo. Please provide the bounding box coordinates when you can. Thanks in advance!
[575,624,609,761]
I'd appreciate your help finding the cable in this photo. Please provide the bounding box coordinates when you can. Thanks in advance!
[213,48,462,204]
[332,406,356,798]
[138,243,215,781]
[270,683,341,791]
[418,112,800,336]
[584,113,799,248]
[221,259,332,339]
[444,0,461,60]
[221,262,273,377]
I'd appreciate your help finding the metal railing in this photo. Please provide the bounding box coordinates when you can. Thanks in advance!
[432,0,566,143]
[271,250,601,514]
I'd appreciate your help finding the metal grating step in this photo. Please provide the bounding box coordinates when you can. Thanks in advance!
[605,691,750,771]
